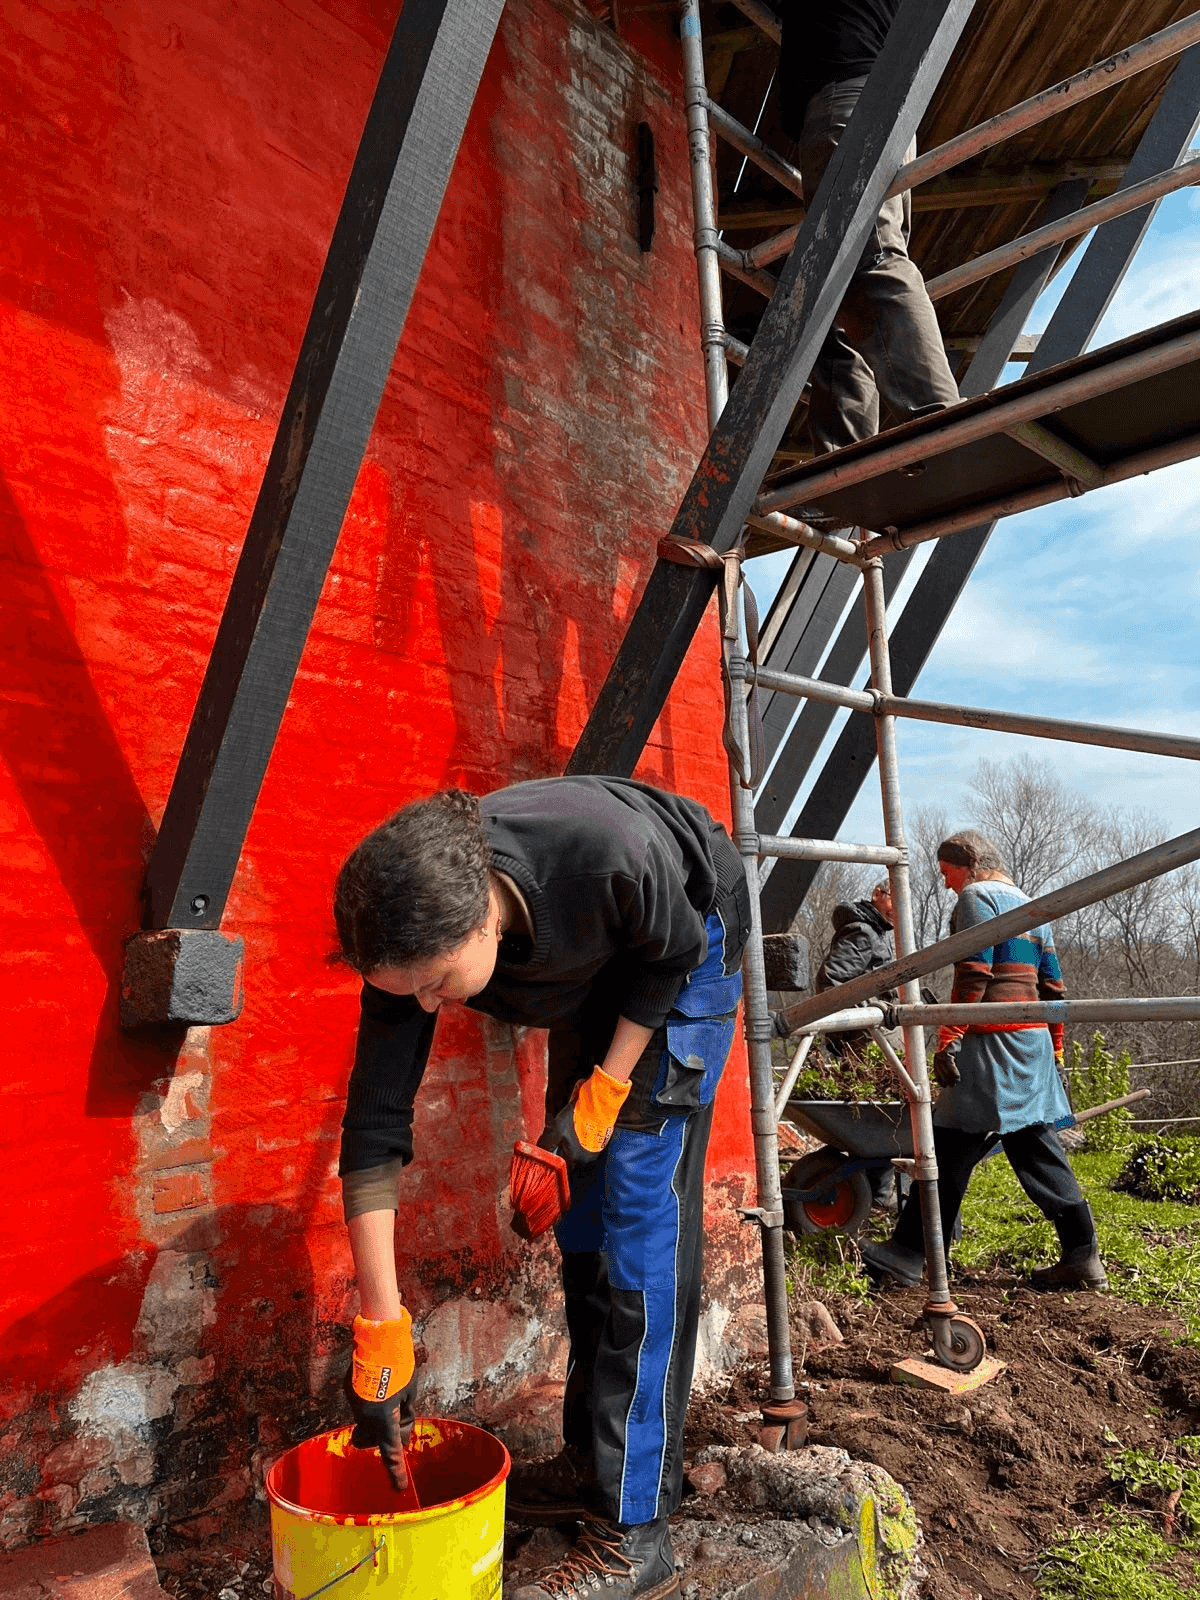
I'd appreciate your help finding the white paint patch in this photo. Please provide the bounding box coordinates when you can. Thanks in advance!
[69,1362,180,1436]
[159,1068,206,1136]
[104,292,212,381]
[692,1299,734,1380]
[418,1300,543,1410]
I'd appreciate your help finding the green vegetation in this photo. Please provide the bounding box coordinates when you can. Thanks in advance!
[1035,1436,1200,1598]
[787,1039,895,1103]
[1115,1135,1200,1205]
[1065,1031,1134,1151]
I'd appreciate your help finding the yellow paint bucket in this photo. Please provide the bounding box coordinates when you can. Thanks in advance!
[267,1419,510,1600]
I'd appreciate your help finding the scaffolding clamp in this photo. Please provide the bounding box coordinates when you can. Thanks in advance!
[740,1206,786,1230]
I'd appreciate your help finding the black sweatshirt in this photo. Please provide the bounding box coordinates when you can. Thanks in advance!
[339,777,746,1179]
[777,0,901,139]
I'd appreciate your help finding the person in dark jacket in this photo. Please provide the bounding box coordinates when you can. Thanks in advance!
[332,776,750,1600]
[817,879,895,1061]
[776,0,960,453]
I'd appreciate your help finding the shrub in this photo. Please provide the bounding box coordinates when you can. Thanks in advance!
[1065,1031,1133,1151]
[1114,1134,1200,1205]
[788,1039,896,1102]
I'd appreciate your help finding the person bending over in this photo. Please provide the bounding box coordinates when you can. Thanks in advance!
[860,829,1106,1292]
[776,0,960,454]
[333,776,750,1600]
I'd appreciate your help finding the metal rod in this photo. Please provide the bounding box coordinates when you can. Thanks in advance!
[726,629,796,1404]
[756,833,903,865]
[752,664,875,708]
[725,333,750,365]
[778,821,1200,1033]
[746,510,862,562]
[869,1026,921,1101]
[892,997,1200,1025]
[1005,419,1104,489]
[874,693,1200,761]
[726,0,782,44]
[891,12,1200,197]
[790,1005,888,1036]
[861,556,952,1314]
[716,237,778,298]
[706,99,805,200]
[748,223,801,270]
[758,323,1200,514]
[926,156,1200,303]
[680,0,730,425]
[773,1032,815,1120]
[859,423,1200,555]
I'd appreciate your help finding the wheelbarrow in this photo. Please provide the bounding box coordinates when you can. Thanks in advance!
[781,1088,1150,1239]
[781,1099,911,1237]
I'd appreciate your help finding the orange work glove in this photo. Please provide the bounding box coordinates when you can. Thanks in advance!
[544,1066,631,1165]
[344,1310,416,1492]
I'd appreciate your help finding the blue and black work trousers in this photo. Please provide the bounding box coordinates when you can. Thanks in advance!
[547,906,744,1528]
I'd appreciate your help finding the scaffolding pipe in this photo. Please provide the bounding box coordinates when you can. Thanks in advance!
[789,1005,889,1035]
[891,997,1200,1026]
[680,0,730,425]
[758,323,1200,513]
[750,664,1200,763]
[755,833,903,865]
[777,820,1200,1033]
[892,11,1200,196]
[926,156,1200,302]
[773,1032,815,1120]
[726,629,796,1404]
[859,426,1200,555]
[869,1026,921,1101]
[706,99,805,199]
[716,237,778,299]
[861,556,954,1319]
[746,510,862,561]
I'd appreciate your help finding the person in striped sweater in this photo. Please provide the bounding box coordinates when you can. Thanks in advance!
[861,829,1107,1291]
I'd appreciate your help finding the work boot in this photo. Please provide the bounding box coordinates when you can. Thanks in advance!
[859,1239,926,1288]
[511,1517,680,1600]
[507,1445,600,1524]
[1031,1202,1108,1291]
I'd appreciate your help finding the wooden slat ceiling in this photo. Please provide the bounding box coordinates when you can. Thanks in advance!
[706,0,1196,372]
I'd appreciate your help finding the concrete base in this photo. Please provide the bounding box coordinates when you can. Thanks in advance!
[891,1354,1005,1393]
[672,1517,876,1600]
[120,928,244,1028]
[0,1523,167,1599]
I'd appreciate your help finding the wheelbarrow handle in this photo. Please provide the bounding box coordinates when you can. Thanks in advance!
[1069,1088,1151,1124]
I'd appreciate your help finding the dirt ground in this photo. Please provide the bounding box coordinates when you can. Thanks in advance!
[153,1272,1200,1599]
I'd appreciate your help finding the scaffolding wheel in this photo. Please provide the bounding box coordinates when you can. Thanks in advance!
[759,1399,808,1453]
[929,1313,985,1373]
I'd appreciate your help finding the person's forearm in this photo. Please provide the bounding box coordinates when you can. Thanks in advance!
[347,1209,403,1320]
[600,1016,656,1084]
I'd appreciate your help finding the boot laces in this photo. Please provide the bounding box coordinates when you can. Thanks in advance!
[537,1521,637,1596]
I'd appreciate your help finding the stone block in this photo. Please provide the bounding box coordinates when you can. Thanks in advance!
[0,1521,167,1599]
[762,933,810,992]
[120,930,244,1029]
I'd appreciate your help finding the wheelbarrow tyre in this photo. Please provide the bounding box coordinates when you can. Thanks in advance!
[782,1150,873,1237]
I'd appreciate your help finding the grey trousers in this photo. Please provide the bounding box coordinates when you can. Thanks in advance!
[799,76,960,455]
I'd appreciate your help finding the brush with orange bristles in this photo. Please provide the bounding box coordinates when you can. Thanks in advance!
[509,1140,571,1240]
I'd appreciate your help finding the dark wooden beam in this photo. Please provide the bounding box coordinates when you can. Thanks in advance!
[141,0,506,933]
[567,0,977,779]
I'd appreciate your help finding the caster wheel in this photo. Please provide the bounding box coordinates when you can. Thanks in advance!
[930,1313,986,1373]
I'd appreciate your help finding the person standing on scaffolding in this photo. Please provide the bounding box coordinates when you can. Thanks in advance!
[860,829,1108,1291]
[777,0,961,453]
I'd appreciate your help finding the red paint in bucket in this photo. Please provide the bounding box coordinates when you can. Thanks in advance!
[268,1419,510,1522]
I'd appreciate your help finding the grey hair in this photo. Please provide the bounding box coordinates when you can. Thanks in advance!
[936,829,1009,880]
[871,878,892,897]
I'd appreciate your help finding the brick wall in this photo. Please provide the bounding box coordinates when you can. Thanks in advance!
[0,0,760,1544]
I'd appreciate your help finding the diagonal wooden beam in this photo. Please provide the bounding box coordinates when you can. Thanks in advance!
[141,0,507,934]
[567,0,977,778]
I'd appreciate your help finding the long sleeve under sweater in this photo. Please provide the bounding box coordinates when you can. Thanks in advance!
[338,777,746,1194]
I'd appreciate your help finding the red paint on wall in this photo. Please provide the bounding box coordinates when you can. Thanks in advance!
[0,0,757,1536]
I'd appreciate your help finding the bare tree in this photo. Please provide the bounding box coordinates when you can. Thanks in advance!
[908,803,954,951]
[967,754,1097,893]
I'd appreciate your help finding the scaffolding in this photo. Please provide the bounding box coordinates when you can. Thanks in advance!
[667,0,1200,1429]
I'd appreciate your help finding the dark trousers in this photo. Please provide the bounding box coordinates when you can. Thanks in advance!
[799,76,960,455]
[892,1122,1085,1255]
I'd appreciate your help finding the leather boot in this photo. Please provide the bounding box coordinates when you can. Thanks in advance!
[511,1517,680,1600]
[859,1239,926,1288]
[1031,1202,1107,1291]
[507,1444,601,1523]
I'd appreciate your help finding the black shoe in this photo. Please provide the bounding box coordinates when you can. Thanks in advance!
[860,1239,925,1288]
[507,1446,600,1524]
[510,1517,680,1600]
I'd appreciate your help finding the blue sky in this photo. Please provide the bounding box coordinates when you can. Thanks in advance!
[747,183,1200,850]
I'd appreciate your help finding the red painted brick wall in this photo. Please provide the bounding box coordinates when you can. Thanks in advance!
[0,0,758,1542]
